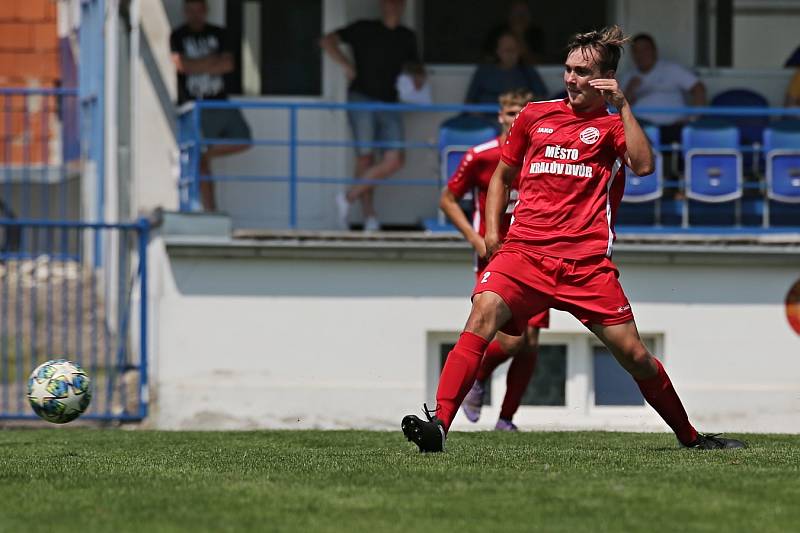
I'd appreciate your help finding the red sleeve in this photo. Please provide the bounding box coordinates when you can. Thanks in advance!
[500,105,534,167]
[611,120,627,161]
[447,148,478,198]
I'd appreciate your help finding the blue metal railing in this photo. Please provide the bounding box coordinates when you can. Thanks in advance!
[0,218,150,422]
[178,100,800,229]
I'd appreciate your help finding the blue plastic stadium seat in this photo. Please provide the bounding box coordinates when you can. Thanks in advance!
[763,124,800,226]
[618,125,664,226]
[681,124,743,226]
[710,88,769,174]
[435,118,498,226]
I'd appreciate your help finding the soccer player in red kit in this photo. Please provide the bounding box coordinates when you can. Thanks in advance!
[402,26,746,452]
[440,89,550,431]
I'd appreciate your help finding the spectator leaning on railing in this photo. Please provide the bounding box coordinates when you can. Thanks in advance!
[170,0,251,212]
[617,33,706,144]
[320,0,422,231]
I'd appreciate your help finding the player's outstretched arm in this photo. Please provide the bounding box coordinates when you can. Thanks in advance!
[485,161,518,258]
[589,78,655,177]
[439,188,486,257]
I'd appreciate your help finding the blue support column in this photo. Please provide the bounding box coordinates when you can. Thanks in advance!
[137,217,149,419]
[79,0,106,265]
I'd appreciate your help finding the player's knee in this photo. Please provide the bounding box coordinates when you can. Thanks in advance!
[625,343,652,369]
[465,295,502,333]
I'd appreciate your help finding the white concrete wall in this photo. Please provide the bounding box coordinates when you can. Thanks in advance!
[614,0,697,72]
[147,239,800,433]
[733,1,800,68]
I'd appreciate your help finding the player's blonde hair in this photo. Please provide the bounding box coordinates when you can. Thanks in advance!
[566,25,629,73]
[498,88,534,108]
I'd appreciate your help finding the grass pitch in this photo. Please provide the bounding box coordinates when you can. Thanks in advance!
[0,430,797,533]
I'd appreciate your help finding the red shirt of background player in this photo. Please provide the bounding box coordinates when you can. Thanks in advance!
[447,137,519,271]
[501,99,628,259]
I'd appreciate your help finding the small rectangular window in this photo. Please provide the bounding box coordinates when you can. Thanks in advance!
[520,344,567,406]
[229,0,322,96]
[593,345,646,406]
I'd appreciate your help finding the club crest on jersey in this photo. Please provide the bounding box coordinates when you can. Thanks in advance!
[579,127,600,145]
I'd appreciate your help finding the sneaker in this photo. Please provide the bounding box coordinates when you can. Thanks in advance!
[401,403,446,453]
[461,380,485,423]
[363,216,380,232]
[335,192,350,230]
[685,433,747,450]
[494,418,518,431]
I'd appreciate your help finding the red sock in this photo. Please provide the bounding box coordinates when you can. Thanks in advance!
[499,348,538,421]
[435,331,489,431]
[635,358,698,445]
[475,340,512,382]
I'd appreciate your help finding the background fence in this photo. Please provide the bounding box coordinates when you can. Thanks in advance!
[178,100,800,230]
[0,219,149,421]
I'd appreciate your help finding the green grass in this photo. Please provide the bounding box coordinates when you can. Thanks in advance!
[0,430,797,533]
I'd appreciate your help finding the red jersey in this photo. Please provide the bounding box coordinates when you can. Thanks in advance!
[447,137,519,239]
[501,99,628,259]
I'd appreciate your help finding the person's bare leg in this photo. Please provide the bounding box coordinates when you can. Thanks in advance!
[347,150,404,206]
[199,144,249,211]
[589,321,656,379]
[495,325,540,429]
[199,153,215,211]
[431,292,512,431]
[345,154,374,203]
[362,189,376,220]
[590,320,698,444]
[205,144,249,158]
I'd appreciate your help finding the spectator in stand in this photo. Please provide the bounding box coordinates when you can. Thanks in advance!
[170,0,250,212]
[466,30,547,106]
[320,0,422,232]
[618,34,706,143]
[483,0,546,65]
[786,71,800,107]
[784,47,800,107]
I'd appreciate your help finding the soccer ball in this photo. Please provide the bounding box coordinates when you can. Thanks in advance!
[28,359,92,423]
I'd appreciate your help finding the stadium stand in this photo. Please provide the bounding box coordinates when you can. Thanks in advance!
[424,116,498,232]
[681,123,743,226]
[618,125,665,225]
[764,121,800,226]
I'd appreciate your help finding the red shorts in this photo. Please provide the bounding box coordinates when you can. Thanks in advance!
[477,257,550,329]
[473,244,634,336]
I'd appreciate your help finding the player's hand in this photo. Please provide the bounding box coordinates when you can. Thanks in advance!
[344,63,356,81]
[470,235,488,259]
[484,232,502,259]
[589,78,627,109]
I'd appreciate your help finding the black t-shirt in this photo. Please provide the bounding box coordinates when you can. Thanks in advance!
[170,24,233,105]
[337,20,419,102]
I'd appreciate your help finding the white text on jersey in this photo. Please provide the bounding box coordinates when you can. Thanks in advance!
[544,145,579,160]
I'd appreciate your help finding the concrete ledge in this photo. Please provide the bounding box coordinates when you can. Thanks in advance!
[160,227,800,265]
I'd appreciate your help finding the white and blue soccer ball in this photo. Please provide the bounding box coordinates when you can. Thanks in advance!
[28,359,92,423]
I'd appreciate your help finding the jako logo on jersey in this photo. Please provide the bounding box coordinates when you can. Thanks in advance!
[579,127,600,145]
[617,304,631,313]
[536,127,553,134]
